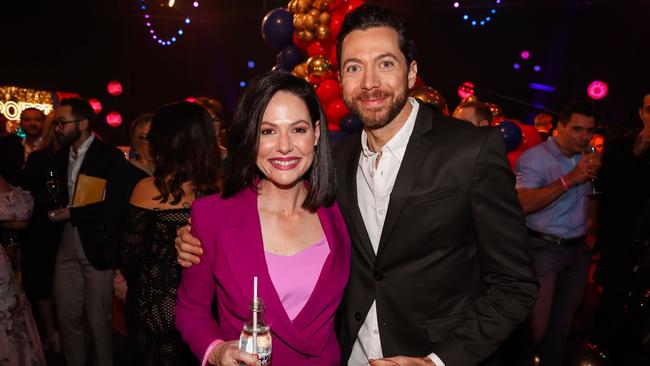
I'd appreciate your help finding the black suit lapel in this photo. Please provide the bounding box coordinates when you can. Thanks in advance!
[343,139,376,265]
[376,103,434,258]
[78,138,101,175]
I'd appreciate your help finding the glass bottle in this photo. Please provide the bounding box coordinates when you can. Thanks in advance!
[238,298,272,365]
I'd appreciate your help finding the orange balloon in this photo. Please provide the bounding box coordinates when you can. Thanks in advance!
[296,0,311,13]
[316,25,330,41]
[306,55,333,77]
[302,29,315,42]
[319,11,331,25]
[293,14,305,29]
[409,86,449,116]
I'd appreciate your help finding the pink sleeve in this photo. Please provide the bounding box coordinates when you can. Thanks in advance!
[175,199,224,360]
[201,339,224,366]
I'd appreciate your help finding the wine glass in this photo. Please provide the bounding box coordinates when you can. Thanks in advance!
[583,145,602,197]
[46,169,60,208]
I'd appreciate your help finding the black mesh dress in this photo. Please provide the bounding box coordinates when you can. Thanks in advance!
[122,204,197,366]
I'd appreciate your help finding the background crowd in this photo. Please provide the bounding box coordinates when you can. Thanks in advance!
[1,2,650,366]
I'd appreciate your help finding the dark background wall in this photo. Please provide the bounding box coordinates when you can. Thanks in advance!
[2,0,648,145]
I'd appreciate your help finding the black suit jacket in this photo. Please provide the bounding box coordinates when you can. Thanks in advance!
[334,103,538,365]
[54,136,125,270]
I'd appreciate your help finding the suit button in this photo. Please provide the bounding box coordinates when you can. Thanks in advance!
[354,312,362,321]
[374,273,383,281]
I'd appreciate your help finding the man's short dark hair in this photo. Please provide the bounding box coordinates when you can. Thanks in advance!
[20,107,45,121]
[457,100,492,124]
[559,100,597,125]
[59,98,96,131]
[336,4,414,70]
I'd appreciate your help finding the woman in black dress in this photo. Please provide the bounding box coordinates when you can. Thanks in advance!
[121,102,220,365]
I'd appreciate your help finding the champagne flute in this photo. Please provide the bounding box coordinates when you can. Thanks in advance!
[46,169,60,208]
[583,145,602,197]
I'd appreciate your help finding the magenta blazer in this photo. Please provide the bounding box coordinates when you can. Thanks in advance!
[175,187,351,365]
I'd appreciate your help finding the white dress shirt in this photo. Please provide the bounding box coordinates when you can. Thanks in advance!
[348,99,444,366]
[67,134,95,201]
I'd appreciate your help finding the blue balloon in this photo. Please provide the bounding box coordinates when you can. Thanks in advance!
[261,8,294,50]
[498,120,523,152]
[329,131,347,145]
[340,114,363,133]
[276,45,302,71]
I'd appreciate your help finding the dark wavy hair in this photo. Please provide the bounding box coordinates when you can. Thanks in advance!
[223,72,335,212]
[148,101,221,204]
[336,4,415,71]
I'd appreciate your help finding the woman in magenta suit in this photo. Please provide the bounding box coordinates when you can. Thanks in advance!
[175,72,350,366]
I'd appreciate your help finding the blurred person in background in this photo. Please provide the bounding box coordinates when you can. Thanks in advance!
[121,102,221,365]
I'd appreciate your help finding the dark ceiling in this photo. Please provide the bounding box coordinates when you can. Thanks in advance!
[2,0,648,145]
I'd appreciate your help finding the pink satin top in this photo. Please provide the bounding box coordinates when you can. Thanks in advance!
[264,236,330,321]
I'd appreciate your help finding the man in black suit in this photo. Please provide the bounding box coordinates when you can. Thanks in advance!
[175,5,537,366]
[333,5,537,366]
[47,98,124,366]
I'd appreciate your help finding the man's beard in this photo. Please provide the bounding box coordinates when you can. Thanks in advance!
[344,88,408,130]
[56,127,80,146]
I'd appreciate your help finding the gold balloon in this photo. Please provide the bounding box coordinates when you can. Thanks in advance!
[293,14,305,29]
[319,12,331,26]
[317,0,330,11]
[306,55,333,77]
[304,14,317,30]
[485,102,504,123]
[288,0,297,14]
[315,25,330,41]
[293,63,308,78]
[296,0,311,13]
[409,86,449,116]
[309,9,320,18]
[303,29,315,42]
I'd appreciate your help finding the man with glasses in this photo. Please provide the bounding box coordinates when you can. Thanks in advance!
[47,98,125,366]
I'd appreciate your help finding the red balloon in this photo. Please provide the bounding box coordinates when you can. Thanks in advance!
[507,150,523,170]
[307,42,326,57]
[342,0,364,14]
[292,31,311,51]
[326,99,350,127]
[328,0,345,11]
[328,43,339,69]
[316,79,342,107]
[518,123,542,150]
[329,12,345,40]
[328,122,341,132]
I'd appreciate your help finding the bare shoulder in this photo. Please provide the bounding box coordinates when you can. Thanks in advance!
[129,177,160,209]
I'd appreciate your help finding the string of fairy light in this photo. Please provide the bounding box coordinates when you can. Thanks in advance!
[453,0,502,27]
[139,0,199,46]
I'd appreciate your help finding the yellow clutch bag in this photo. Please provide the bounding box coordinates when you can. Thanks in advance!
[71,174,107,207]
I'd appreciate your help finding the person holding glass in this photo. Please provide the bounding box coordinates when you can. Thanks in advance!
[513,100,601,365]
[175,72,350,366]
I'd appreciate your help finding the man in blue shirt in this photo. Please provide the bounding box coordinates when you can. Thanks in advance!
[513,100,600,365]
